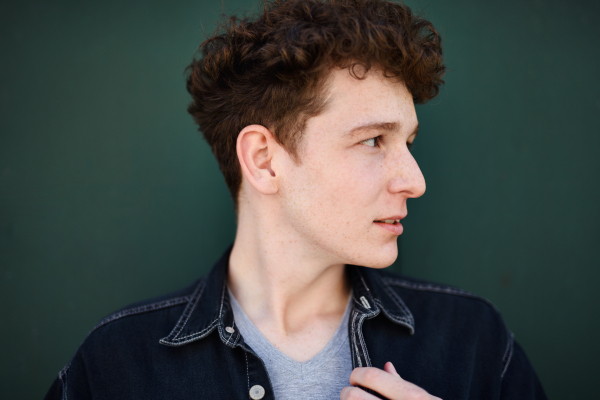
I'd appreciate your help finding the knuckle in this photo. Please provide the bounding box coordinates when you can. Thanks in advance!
[362,368,380,383]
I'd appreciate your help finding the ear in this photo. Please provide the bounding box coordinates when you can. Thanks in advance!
[236,124,279,195]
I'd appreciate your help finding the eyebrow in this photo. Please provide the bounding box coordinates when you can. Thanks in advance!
[345,121,419,139]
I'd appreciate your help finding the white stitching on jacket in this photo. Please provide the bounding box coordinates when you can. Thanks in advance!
[383,278,499,312]
[58,294,191,399]
[385,276,516,380]
[351,311,362,368]
[379,279,414,326]
[501,331,515,379]
[356,313,371,367]
[161,279,208,342]
[244,350,250,392]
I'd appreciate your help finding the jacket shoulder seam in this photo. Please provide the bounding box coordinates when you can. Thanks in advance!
[501,330,515,379]
[382,277,500,312]
[56,294,192,386]
[58,363,68,400]
[384,276,515,379]
[89,295,191,334]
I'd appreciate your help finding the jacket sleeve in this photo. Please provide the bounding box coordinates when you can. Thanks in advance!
[43,375,64,400]
[43,351,93,400]
[499,340,547,400]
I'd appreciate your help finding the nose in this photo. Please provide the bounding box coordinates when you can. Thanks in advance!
[387,148,426,198]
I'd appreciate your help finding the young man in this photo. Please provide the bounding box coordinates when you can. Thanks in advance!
[45,0,546,399]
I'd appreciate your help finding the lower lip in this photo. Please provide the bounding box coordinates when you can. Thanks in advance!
[374,221,404,235]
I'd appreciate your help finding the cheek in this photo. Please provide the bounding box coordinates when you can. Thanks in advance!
[306,153,384,215]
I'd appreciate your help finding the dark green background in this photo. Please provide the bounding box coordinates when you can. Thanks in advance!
[1,0,598,398]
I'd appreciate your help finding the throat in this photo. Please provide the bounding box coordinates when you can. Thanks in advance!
[229,287,352,363]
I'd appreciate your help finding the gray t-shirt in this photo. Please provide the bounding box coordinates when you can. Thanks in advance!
[228,290,353,400]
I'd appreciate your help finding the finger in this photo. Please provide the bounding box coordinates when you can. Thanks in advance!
[384,362,400,377]
[340,386,381,400]
[349,367,404,399]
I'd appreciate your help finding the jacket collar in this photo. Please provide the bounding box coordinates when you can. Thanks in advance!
[159,246,414,347]
[350,265,415,334]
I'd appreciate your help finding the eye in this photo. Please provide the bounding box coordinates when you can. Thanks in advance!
[360,136,380,147]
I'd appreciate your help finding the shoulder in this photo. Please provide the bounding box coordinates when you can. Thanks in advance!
[46,277,213,399]
[373,268,509,337]
[373,268,502,317]
[87,277,203,339]
[375,270,499,316]
[367,268,514,375]
[60,277,205,372]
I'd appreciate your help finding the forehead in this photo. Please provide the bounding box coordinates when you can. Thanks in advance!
[306,67,418,138]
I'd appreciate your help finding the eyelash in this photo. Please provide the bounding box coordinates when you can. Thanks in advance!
[359,136,414,150]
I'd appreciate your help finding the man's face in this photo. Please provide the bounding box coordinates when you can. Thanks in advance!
[276,67,425,268]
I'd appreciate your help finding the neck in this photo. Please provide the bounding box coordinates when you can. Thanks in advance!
[228,198,351,338]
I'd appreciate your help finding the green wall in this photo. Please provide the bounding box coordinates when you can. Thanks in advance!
[0,0,598,398]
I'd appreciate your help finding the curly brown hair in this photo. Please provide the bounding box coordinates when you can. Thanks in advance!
[186,0,445,206]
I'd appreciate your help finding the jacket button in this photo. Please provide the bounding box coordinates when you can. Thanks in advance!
[249,384,265,399]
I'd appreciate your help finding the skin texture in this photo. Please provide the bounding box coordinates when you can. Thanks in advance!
[228,67,434,398]
[340,362,442,400]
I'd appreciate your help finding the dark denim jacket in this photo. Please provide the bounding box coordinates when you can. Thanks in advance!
[45,248,546,399]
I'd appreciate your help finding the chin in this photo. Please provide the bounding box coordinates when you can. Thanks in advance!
[348,240,398,269]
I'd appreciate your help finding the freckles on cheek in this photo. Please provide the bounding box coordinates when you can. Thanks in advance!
[352,172,381,205]
[318,159,351,194]
[325,163,379,206]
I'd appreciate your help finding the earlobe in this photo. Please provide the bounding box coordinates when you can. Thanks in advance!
[236,124,279,195]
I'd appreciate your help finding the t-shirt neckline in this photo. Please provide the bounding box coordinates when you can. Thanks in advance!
[228,288,353,379]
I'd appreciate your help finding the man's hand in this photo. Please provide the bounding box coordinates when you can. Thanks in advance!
[340,362,442,400]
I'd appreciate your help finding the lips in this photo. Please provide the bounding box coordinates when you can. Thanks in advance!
[373,215,406,224]
[373,216,405,235]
